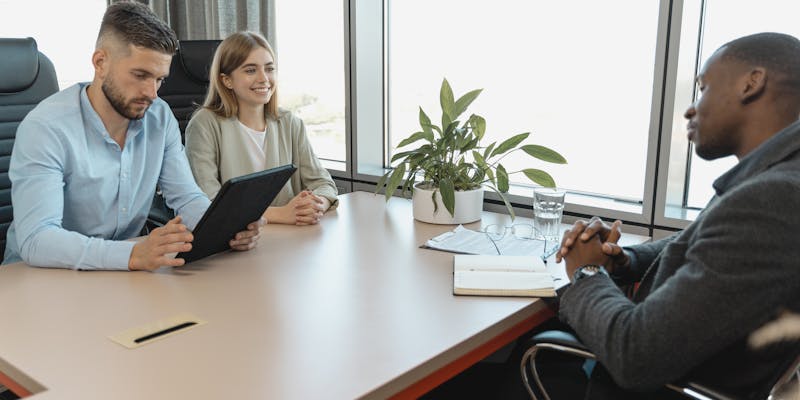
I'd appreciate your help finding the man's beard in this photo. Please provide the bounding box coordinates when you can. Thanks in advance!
[694,134,736,161]
[101,77,152,120]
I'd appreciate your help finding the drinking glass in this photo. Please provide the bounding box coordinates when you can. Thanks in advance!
[533,188,566,257]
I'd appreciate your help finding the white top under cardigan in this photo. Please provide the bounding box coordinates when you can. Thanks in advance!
[184,108,338,209]
[238,120,267,168]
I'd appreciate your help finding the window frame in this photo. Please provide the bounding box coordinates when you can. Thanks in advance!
[350,0,681,231]
[654,0,702,230]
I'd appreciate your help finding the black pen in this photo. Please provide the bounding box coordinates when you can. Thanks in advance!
[134,321,197,344]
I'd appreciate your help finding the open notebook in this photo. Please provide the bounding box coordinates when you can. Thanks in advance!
[453,255,556,297]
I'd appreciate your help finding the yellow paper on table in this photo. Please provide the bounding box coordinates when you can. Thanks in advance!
[109,313,207,349]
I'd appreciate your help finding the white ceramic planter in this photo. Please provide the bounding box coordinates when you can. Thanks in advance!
[412,183,483,224]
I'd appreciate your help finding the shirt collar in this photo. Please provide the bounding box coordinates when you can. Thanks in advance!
[713,119,800,195]
[78,83,144,144]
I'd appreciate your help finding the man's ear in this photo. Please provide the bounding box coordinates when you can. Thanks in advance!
[741,67,766,104]
[92,49,109,80]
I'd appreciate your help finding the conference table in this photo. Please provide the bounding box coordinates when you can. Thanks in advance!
[0,191,648,399]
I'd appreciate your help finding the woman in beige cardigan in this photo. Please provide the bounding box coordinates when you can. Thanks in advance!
[185,32,337,225]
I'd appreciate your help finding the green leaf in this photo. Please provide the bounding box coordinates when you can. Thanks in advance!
[441,112,452,135]
[397,131,433,148]
[491,132,530,158]
[520,145,567,164]
[423,123,442,135]
[497,190,516,220]
[406,153,426,165]
[452,89,482,120]
[460,137,479,153]
[391,150,415,163]
[402,170,417,198]
[430,189,438,213]
[497,164,509,192]
[439,178,456,217]
[385,163,407,200]
[469,115,486,140]
[522,168,556,188]
[453,131,464,150]
[376,172,389,198]
[392,143,434,163]
[443,120,459,136]
[472,150,486,166]
[440,78,455,118]
[421,144,436,155]
[486,168,495,185]
[419,107,433,135]
[486,183,515,220]
[471,169,485,184]
[483,142,496,159]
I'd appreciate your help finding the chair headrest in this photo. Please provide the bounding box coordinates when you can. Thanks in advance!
[177,40,221,83]
[0,38,41,93]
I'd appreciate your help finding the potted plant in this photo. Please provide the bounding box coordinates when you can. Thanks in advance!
[376,78,567,224]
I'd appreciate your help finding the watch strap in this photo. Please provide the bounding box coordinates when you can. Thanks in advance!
[573,264,609,282]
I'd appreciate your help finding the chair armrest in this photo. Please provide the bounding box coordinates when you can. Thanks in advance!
[524,330,592,353]
[521,331,799,400]
[520,330,596,400]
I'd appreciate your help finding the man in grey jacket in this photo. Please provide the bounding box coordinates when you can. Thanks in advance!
[555,32,800,396]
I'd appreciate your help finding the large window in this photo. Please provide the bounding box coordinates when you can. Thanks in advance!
[275,0,347,165]
[387,0,661,202]
[0,0,106,89]
[8,0,799,233]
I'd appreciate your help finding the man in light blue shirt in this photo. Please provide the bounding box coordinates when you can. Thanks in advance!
[3,2,263,271]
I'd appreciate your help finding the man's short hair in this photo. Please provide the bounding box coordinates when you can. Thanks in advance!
[721,32,800,93]
[97,1,178,55]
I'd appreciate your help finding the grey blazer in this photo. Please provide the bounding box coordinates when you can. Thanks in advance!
[559,120,800,391]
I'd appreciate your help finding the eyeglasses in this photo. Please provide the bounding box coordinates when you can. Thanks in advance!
[481,223,560,258]
[481,224,538,255]
[482,224,536,241]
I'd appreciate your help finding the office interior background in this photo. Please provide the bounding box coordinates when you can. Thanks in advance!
[2,0,798,238]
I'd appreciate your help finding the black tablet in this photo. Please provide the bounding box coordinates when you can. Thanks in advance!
[177,164,297,263]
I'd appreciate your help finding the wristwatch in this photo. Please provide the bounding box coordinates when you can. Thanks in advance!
[572,264,609,283]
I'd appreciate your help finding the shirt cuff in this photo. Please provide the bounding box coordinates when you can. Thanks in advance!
[179,197,212,231]
[102,240,136,271]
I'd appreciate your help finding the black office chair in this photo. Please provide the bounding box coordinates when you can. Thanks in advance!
[147,40,221,229]
[159,39,221,140]
[0,38,59,261]
[520,329,800,400]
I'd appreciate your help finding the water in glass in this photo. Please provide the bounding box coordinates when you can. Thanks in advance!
[533,188,566,254]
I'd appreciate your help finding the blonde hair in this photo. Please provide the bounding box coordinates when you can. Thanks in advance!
[203,31,279,119]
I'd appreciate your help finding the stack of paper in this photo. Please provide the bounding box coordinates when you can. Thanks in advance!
[426,225,547,256]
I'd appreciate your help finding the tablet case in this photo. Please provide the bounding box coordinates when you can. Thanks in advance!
[177,164,297,263]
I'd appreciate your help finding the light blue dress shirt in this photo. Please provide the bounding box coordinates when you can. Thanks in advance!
[3,83,210,270]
